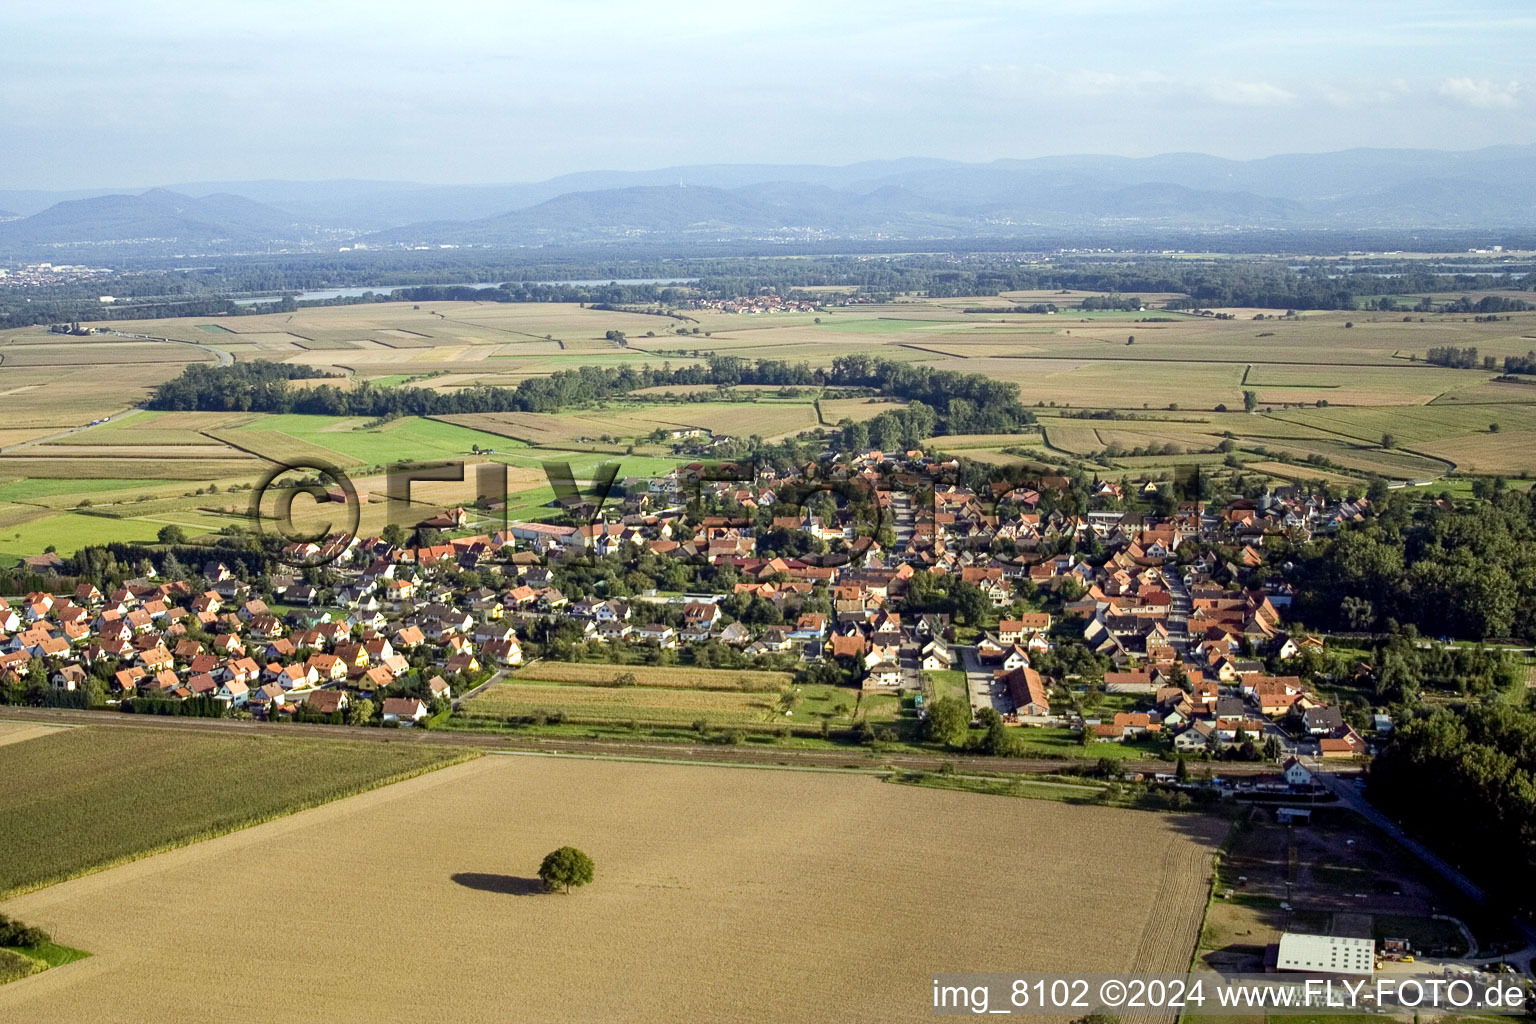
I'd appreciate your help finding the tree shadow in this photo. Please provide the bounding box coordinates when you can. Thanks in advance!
[451,872,546,896]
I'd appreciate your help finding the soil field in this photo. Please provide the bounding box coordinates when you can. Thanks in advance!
[0,753,1225,1023]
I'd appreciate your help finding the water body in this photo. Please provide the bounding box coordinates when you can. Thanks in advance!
[232,277,697,305]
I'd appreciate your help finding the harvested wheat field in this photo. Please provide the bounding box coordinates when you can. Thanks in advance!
[0,754,1222,1024]
[0,720,62,748]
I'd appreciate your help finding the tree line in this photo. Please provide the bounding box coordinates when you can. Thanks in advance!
[146,355,1035,434]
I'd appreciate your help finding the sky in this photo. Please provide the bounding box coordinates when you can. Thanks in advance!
[3,0,1534,189]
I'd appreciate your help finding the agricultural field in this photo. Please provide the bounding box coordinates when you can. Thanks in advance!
[452,661,910,741]
[2,296,1536,561]
[461,681,788,727]
[0,725,476,898]
[0,754,1225,1023]
[509,662,793,691]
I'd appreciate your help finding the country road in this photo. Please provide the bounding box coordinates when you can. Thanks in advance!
[0,704,1290,777]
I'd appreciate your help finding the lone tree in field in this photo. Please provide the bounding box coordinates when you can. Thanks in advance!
[538,846,595,894]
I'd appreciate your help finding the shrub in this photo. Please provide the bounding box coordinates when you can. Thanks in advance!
[0,913,50,947]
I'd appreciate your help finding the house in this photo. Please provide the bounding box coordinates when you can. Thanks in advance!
[862,649,903,689]
[247,683,287,713]
[381,697,430,725]
[596,619,632,642]
[302,689,349,715]
[392,625,427,650]
[272,663,317,690]
[996,613,1051,642]
[919,640,951,671]
[1319,728,1366,758]
[1301,705,1344,736]
[1214,696,1246,721]
[481,638,523,665]
[635,623,676,648]
[999,666,1050,717]
[681,601,721,632]
[216,679,250,706]
[307,653,348,683]
[1281,756,1313,788]
[1173,721,1213,752]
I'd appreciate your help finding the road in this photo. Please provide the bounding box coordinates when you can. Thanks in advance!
[105,330,234,367]
[449,667,508,710]
[0,704,1287,777]
[1165,569,1192,655]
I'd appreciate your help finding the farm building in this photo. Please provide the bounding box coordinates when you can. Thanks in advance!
[1272,933,1374,977]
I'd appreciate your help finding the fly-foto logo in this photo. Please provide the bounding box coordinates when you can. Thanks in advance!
[248,453,1153,569]
[251,458,627,567]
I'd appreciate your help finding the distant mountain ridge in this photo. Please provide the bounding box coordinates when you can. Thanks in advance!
[2,144,1535,253]
[0,189,313,247]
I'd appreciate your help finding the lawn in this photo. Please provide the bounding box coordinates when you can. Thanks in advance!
[925,669,968,704]
[0,726,477,898]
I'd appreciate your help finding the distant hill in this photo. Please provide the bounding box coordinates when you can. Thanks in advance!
[0,189,310,247]
[3,144,1536,252]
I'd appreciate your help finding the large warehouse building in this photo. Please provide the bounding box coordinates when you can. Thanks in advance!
[1273,933,1375,977]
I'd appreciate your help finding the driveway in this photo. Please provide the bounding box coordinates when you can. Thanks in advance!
[959,645,1010,718]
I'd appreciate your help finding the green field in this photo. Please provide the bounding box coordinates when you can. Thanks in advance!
[0,478,185,503]
[0,508,236,561]
[925,669,969,704]
[0,726,477,898]
[218,414,516,466]
[461,680,791,727]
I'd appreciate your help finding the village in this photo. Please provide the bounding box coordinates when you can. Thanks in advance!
[0,446,1382,768]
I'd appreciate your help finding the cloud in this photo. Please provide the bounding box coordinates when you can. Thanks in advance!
[970,65,1293,106]
[1438,77,1521,109]
[1203,79,1297,106]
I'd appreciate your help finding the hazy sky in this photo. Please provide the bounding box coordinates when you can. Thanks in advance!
[4,0,1534,188]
